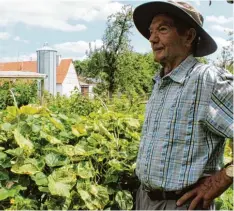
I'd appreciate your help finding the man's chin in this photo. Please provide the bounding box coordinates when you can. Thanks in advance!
[154,56,165,64]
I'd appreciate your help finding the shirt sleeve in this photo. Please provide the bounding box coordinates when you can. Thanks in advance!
[205,68,233,138]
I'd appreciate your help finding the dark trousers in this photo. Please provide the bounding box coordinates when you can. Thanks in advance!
[135,184,215,210]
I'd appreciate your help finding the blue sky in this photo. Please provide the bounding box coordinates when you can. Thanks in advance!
[0,0,233,63]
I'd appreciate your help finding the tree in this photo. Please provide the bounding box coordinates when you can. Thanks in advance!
[116,52,160,96]
[214,32,233,73]
[86,5,134,98]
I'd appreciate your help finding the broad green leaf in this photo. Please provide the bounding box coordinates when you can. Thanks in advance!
[1,123,12,131]
[124,118,140,129]
[45,153,70,167]
[11,163,40,175]
[77,184,109,210]
[5,106,18,121]
[40,131,62,145]
[0,152,7,161]
[104,172,118,184]
[49,117,64,130]
[74,144,86,156]
[72,124,87,137]
[75,161,95,179]
[97,122,114,139]
[115,190,133,210]
[108,159,125,171]
[32,124,41,133]
[0,168,9,180]
[48,167,76,197]
[11,158,44,175]
[31,172,48,186]
[57,145,75,156]
[0,152,11,168]
[58,113,69,120]
[24,158,45,171]
[13,128,34,155]
[48,179,71,197]
[5,148,24,157]
[0,185,26,200]
[38,186,49,193]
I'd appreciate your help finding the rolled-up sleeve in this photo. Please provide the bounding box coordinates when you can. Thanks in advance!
[205,69,233,138]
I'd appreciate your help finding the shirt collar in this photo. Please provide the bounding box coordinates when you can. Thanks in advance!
[152,55,198,84]
[167,55,198,84]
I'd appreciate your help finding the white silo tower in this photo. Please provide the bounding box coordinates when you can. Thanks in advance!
[37,43,57,95]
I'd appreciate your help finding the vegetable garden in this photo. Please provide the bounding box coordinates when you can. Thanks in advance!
[0,82,232,210]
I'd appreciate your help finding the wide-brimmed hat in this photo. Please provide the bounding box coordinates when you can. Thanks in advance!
[133,1,217,57]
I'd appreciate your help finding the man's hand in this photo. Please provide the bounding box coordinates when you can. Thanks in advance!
[176,169,233,210]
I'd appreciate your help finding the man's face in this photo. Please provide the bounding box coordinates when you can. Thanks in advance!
[149,14,188,64]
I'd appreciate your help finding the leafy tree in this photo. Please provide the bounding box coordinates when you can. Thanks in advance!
[213,32,233,73]
[74,60,88,76]
[86,5,134,98]
[117,52,159,96]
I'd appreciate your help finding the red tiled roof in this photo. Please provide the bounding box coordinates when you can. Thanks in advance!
[57,59,72,84]
[0,59,73,84]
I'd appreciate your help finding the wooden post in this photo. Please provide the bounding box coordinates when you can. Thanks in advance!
[40,79,44,105]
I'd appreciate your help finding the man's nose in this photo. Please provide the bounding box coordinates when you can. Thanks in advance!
[149,32,159,43]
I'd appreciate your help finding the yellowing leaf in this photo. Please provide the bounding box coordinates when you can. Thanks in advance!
[76,161,95,179]
[13,128,34,155]
[49,117,64,130]
[115,190,133,210]
[19,105,42,115]
[40,131,62,145]
[72,124,87,138]
[0,185,26,200]
[11,163,40,175]
[31,172,48,186]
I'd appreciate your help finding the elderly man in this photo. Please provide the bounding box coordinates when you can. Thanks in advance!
[133,1,233,210]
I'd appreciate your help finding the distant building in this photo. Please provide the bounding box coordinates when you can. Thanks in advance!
[0,59,81,96]
[78,76,97,98]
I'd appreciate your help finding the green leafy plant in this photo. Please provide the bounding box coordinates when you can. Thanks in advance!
[0,103,142,210]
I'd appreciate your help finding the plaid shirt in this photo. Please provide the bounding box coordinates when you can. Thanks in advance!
[136,55,233,191]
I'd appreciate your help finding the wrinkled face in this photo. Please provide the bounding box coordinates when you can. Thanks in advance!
[149,14,188,65]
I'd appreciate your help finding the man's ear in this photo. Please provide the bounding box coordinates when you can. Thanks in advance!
[185,28,196,47]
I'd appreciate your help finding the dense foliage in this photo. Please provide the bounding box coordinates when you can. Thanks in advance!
[0,80,37,110]
[0,101,143,210]
[44,89,102,117]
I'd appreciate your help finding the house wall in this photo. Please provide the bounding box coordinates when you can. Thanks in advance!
[56,84,62,95]
[89,85,95,98]
[62,63,81,96]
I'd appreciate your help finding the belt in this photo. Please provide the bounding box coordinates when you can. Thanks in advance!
[142,184,194,200]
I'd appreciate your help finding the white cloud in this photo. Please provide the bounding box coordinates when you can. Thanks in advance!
[14,36,30,43]
[213,36,229,47]
[0,53,37,62]
[0,0,123,32]
[206,16,234,24]
[0,32,11,40]
[71,55,88,61]
[53,40,103,54]
[193,0,200,6]
[210,25,233,33]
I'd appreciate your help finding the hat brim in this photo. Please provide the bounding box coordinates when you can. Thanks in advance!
[133,1,217,57]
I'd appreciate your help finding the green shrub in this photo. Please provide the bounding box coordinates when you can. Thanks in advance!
[0,80,38,110]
